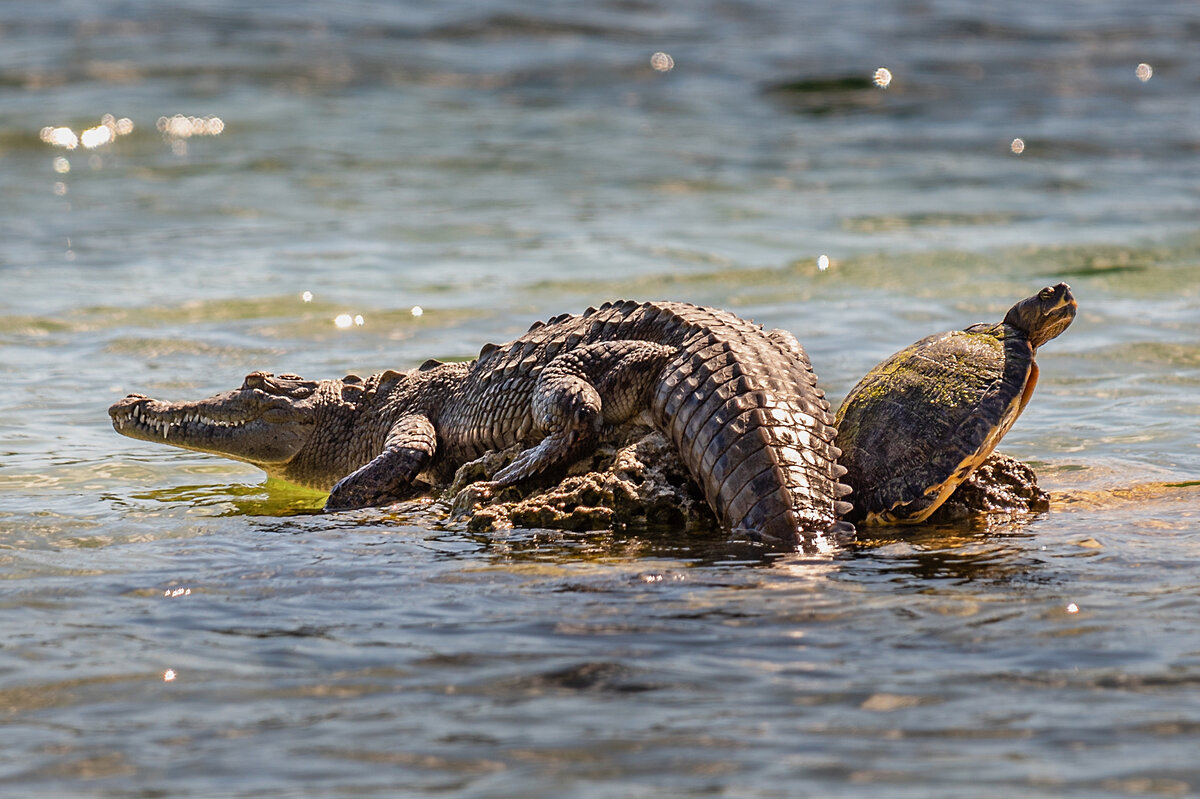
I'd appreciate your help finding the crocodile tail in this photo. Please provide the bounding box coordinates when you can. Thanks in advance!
[651,326,849,553]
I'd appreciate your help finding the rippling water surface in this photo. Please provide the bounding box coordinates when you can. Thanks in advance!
[2,2,1198,796]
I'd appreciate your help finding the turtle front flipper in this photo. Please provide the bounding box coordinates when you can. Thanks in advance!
[324,414,437,511]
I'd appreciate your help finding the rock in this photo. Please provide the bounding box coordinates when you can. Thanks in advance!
[447,427,716,533]
[446,431,1048,534]
[926,452,1050,524]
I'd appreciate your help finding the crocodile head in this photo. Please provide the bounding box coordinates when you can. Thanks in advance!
[109,370,369,489]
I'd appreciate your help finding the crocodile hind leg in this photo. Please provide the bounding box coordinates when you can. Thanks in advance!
[324,414,437,511]
[490,340,676,487]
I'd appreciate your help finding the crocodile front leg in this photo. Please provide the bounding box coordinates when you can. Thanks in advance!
[491,340,675,487]
[324,414,437,511]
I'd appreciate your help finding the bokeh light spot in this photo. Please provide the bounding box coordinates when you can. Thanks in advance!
[158,114,224,139]
[42,126,79,150]
[80,125,113,149]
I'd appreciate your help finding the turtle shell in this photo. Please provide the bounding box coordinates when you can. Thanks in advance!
[834,321,1037,525]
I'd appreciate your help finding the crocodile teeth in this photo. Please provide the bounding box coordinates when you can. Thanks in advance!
[125,408,251,432]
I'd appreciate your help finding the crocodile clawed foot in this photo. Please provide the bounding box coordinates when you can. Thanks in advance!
[324,475,402,512]
[449,480,497,520]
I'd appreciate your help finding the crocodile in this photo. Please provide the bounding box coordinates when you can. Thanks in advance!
[109,300,853,553]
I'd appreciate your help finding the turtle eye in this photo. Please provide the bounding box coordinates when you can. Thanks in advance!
[1038,287,1054,301]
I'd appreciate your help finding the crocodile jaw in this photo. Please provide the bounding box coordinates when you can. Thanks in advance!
[109,390,315,466]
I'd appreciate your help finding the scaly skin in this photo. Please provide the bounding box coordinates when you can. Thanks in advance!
[110,300,852,552]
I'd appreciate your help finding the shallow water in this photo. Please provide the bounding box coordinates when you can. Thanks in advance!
[2,1,1199,796]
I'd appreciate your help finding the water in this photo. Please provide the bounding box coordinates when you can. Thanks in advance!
[2,1,1199,796]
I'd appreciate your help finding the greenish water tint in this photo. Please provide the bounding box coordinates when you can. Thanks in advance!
[2,1,1199,796]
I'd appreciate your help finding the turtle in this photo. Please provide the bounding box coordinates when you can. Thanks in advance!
[834,282,1077,526]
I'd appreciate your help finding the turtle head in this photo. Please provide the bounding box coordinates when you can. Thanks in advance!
[1003,282,1076,350]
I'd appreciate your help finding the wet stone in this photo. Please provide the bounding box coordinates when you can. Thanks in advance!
[447,427,716,533]
[926,452,1050,524]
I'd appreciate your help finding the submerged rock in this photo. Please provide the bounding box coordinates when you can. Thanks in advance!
[447,428,1048,534]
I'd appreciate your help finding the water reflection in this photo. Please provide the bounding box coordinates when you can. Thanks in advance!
[40,126,79,149]
[850,523,1042,585]
[129,480,326,517]
[432,520,787,569]
[156,114,224,138]
[156,114,224,156]
[40,114,134,150]
[650,52,674,72]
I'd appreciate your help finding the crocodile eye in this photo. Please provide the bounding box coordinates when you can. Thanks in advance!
[243,372,272,390]
[277,373,304,381]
